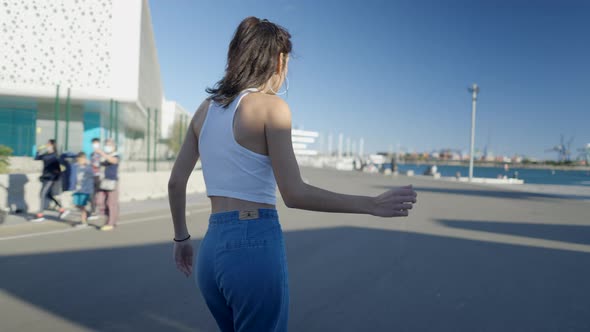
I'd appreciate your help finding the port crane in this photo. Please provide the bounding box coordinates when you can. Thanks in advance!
[545,134,574,161]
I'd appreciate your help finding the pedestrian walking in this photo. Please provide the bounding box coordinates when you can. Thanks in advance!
[31,139,69,222]
[71,152,95,228]
[88,137,102,220]
[95,139,120,231]
[167,17,418,332]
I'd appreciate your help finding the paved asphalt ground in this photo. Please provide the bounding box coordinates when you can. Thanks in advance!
[1,167,589,332]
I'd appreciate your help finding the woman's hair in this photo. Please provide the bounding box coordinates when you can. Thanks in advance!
[206,16,292,107]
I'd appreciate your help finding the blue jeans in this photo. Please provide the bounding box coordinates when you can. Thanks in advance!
[195,208,289,332]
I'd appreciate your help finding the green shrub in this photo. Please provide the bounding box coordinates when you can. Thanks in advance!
[0,145,12,173]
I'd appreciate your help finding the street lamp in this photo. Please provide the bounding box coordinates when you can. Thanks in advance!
[468,83,480,181]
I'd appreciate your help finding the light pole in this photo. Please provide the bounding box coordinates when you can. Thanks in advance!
[359,137,364,157]
[346,137,351,157]
[468,83,480,181]
[338,133,343,159]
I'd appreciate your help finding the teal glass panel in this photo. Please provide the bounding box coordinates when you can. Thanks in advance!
[0,108,36,156]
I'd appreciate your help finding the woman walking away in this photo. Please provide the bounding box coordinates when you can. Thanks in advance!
[168,16,417,332]
[31,139,69,222]
[95,138,120,231]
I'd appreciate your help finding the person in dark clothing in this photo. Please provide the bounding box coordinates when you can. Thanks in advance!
[95,138,120,231]
[88,137,102,220]
[31,139,70,222]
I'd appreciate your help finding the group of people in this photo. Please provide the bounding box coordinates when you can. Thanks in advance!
[32,138,120,231]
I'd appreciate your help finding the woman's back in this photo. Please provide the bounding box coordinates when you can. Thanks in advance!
[198,89,277,207]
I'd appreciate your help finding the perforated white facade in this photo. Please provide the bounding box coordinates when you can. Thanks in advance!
[0,0,162,104]
[0,0,180,162]
[0,0,112,90]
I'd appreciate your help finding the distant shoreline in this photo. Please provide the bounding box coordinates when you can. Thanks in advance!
[398,160,590,172]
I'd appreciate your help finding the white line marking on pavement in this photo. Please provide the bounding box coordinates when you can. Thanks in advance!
[0,208,200,229]
[0,207,211,241]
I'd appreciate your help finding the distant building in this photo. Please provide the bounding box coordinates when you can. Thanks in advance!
[510,155,522,164]
[292,129,319,157]
[0,0,185,163]
[161,99,190,140]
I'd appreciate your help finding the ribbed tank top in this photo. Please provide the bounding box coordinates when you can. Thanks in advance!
[198,88,277,205]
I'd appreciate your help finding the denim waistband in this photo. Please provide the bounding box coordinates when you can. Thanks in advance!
[208,208,279,224]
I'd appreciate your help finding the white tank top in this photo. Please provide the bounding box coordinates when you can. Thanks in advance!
[198,88,277,205]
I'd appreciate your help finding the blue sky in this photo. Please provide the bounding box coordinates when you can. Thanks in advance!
[149,0,590,159]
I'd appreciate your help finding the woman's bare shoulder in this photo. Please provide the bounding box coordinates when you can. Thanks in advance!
[263,95,291,128]
[197,98,212,114]
[244,93,291,127]
[192,98,213,137]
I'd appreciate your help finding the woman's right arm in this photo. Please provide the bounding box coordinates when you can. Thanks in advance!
[265,98,417,217]
[168,101,207,240]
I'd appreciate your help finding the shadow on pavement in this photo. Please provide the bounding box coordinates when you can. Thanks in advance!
[436,219,590,245]
[374,184,590,201]
[1,227,589,331]
[5,174,30,213]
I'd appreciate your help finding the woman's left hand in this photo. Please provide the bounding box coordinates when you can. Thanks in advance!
[173,241,194,277]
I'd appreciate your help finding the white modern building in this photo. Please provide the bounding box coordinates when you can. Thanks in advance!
[0,0,188,168]
[290,128,321,168]
[292,129,319,156]
[162,99,189,140]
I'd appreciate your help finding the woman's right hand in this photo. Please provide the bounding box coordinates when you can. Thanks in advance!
[173,240,194,277]
[371,185,417,217]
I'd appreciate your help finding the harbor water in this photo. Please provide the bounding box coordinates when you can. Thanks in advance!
[395,163,590,186]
